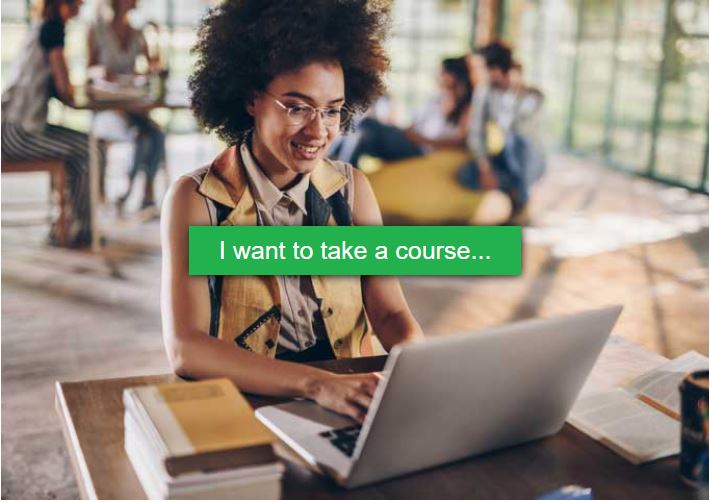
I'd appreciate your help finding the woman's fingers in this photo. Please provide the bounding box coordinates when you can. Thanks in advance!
[343,374,381,419]
[311,372,384,423]
[346,387,373,411]
[338,401,367,423]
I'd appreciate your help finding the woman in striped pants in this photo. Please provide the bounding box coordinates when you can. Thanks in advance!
[1,0,96,247]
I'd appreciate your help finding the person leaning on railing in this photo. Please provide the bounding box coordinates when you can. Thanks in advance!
[1,0,100,247]
[160,0,423,423]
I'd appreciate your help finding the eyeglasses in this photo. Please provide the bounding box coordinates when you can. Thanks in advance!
[265,92,352,128]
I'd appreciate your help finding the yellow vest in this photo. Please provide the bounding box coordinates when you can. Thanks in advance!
[196,146,374,359]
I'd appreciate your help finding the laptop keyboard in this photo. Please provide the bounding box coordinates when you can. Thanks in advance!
[319,425,362,457]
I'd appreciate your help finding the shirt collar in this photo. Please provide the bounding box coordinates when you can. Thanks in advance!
[239,142,309,214]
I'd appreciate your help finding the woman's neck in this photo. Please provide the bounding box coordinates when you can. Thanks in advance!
[111,11,130,31]
[249,133,300,190]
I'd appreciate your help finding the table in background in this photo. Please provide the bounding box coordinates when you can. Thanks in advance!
[71,91,190,253]
[55,343,694,499]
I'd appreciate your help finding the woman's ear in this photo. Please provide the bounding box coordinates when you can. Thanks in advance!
[246,94,257,117]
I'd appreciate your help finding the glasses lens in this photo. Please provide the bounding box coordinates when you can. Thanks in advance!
[284,102,351,128]
[321,108,343,126]
[287,105,313,125]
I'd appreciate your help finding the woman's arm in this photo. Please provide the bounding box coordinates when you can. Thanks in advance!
[138,30,162,73]
[160,177,379,421]
[47,47,75,105]
[87,27,99,68]
[351,169,424,350]
[426,104,471,149]
[403,105,471,151]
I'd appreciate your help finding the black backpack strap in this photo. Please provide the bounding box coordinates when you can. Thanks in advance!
[328,190,353,226]
[207,201,233,338]
[306,184,353,226]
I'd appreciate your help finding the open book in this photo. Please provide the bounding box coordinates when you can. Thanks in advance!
[568,351,708,464]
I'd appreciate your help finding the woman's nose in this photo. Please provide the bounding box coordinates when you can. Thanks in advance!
[301,111,327,138]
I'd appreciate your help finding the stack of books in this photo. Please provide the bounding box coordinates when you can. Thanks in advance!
[123,378,283,499]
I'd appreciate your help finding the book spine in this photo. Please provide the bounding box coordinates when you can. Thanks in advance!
[129,388,177,461]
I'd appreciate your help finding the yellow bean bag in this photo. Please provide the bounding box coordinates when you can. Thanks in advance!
[365,149,511,225]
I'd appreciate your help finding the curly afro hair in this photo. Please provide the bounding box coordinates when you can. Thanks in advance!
[189,0,391,145]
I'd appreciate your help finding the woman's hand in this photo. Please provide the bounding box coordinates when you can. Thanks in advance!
[403,127,428,147]
[478,158,498,190]
[304,372,382,423]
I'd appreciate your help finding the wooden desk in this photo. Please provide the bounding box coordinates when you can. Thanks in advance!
[55,353,693,499]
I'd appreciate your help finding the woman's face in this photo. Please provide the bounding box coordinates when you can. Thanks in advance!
[61,0,84,21]
[438,70,466,115]
[113,0,137,17]
[248,60,345,181]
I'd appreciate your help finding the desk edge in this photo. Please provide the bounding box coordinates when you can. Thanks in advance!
[55,381,99,500]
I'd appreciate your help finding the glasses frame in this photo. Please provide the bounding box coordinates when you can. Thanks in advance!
[264,91,352,128]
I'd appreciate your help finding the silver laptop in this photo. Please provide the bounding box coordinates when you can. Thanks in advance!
[256,305,622,488]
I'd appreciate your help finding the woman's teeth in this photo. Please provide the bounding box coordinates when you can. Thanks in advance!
[292,142,321,154]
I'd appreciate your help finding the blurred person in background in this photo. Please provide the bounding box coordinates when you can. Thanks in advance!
[88,0,166,211]
[332,55,473,167]
[458,41,545,222]
[1,0,95,247]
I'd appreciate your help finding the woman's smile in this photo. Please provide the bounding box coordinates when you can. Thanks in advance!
[290,139,325,160]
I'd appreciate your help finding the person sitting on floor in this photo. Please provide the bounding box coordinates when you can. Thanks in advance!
[161,0,423,423]
[331,55,473,167]
[458,41,545,222]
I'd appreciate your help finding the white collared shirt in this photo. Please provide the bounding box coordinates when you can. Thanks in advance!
[240,143,354,353]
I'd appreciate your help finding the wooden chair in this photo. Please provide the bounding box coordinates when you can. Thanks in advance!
[1,158,69,246]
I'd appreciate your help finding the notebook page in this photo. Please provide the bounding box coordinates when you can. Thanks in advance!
[577,336,667,399]
[624,351,709,415]
[568,389,679,464]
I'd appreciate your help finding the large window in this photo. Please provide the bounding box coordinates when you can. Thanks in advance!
[2,0,476,131]
[387,0,474,123]
[501,0,708,192]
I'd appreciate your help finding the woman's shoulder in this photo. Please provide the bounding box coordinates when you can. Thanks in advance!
[324,157,354,177]
[324,156,356,187]
[323,158,371,189]
[323,157,377,216]
[163,168,212,226]
[181,165,210,185]
[39,19,65,51]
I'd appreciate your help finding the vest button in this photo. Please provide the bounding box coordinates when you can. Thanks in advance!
[323,307,334,318]
[333,339,343,349]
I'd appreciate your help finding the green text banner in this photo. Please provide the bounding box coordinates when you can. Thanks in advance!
[189,226,521,276]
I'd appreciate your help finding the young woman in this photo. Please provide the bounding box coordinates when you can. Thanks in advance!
[332,56,474,166]
[161,0,423,423]
[1,0,94,247]
[88,0,166,210]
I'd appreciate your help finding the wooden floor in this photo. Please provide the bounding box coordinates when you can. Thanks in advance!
[1,137,707,499]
